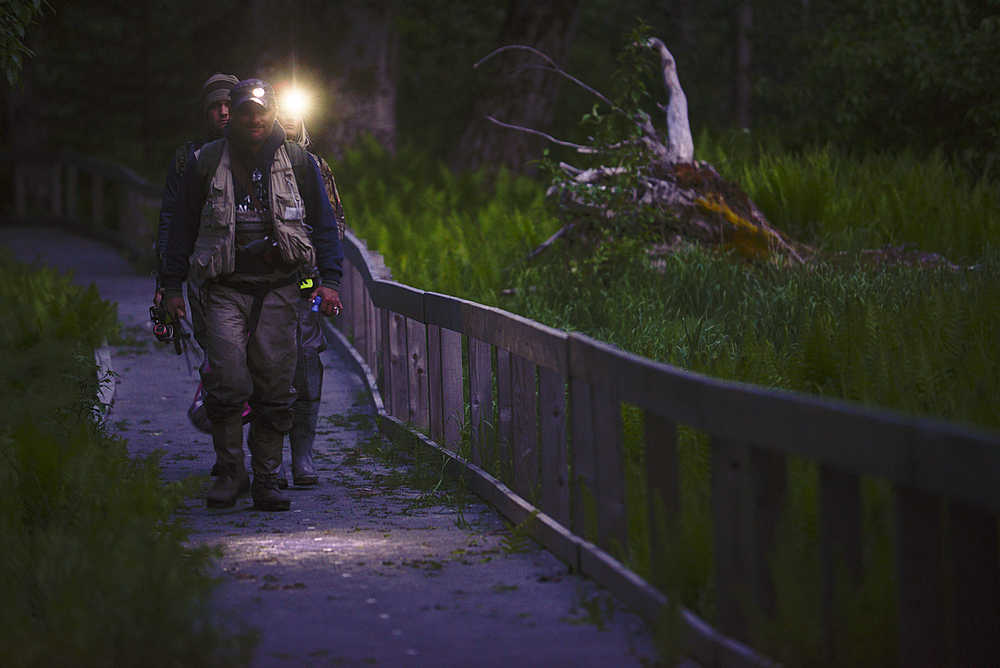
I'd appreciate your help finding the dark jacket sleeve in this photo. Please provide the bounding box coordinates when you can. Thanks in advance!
[155,151,184,278]
[160,152,206,295]
[302,153,344,290]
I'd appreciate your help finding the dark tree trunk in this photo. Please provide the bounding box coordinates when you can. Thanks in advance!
[451,0,581,173]
[732,1,753,130]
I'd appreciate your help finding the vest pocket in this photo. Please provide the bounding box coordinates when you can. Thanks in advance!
[273,194,315,267]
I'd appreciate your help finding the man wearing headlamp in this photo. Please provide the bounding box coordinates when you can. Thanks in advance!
[161,78,344,512]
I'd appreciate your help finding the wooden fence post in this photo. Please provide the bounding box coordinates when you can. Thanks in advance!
[428,324,444,443]
[388,311,409,421]
[350,263,365,350]
[496,348,513,480]
[379,306,392,406]
[65,164,78,222]
[468,337,492,468]
[406,317,429,430]
[440,328,463,451]
[511,354,538,501]
[539,366,569,526]
[895,485,946,668]
[819,464,863,658]
[570,378,597,541]
[949,501,1000,666]
[593,383,626,554]
[91,174,104,231]
[645,411,679,589]
[339,260,354,338]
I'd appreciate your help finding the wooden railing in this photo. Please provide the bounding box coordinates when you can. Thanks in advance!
[335,229,1000,667]
[2,149,162,264]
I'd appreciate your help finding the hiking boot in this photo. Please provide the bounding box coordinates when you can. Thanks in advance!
[275,460,290,489]
[252,474,290,511]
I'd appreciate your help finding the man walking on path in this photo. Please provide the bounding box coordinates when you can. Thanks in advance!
[154,72,239,305]
[161,78,344,512]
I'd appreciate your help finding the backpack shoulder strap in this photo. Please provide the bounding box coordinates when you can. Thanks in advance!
[194,138,226,190]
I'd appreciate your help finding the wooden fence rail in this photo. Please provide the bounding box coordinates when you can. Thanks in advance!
[7,153,997,666]
[2,149,162,264]
[336,229,1000,668]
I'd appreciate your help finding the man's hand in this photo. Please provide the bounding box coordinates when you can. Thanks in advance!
[153,287,165,306]
[310,286,343,317]
[165,295,186,321]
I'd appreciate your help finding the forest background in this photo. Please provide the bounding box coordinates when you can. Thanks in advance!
[3,2,1000,665]
[4,0,1000,181]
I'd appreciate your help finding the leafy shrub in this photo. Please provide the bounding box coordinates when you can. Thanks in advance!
[0,252,252,667]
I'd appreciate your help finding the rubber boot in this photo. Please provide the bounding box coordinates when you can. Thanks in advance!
[248,421,290,511]
[206,416,249,508]
[290,406,319,486]
[254,422,289,489]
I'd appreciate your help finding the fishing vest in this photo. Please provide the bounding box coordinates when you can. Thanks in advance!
[188,140,316,285]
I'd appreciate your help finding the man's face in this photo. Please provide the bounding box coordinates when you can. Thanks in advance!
[206,101,230,135]
[232,103,276,147]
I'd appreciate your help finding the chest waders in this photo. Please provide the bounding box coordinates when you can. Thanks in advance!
[192,140,315,511]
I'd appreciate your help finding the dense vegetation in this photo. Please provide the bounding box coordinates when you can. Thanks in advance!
[336,133,998,664]
[0,252,252,667]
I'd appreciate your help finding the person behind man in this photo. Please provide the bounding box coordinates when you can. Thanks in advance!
[154,72,239,304]
[161,78,344,511]
[267,107,347,488]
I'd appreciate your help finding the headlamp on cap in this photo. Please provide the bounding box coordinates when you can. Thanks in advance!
[232,79,275,110]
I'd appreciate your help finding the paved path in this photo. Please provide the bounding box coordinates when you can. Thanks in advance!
[3,224,665,667]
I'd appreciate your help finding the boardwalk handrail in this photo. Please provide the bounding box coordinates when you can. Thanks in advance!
[2,149,162,265]
[336,228,1000,667]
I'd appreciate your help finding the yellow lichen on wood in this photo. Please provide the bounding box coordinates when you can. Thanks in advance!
[696,194,779,259]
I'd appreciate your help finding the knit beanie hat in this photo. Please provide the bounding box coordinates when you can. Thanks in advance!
[201,73,239,113]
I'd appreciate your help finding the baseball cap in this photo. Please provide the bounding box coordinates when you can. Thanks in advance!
[231,79,276,110]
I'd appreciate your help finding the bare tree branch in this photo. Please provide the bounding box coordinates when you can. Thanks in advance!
[485,115,598,153]
[476,44,621,113]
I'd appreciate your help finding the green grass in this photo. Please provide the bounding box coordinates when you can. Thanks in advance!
[334,141,1000,666]
[0,252,253,667]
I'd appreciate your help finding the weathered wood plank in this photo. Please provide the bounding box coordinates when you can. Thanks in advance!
[749,447,786,619]
[440,328,464,451]
[949,501,1000,666]
[645,411,679,589]
[388,311,409,421]
[379,307,391,404]
[539,366,569,526]
[510,354,538,501]
[424,292,568,373]
[496,348,513,481]
[895,485,946,668]
[364,281,378,373]
[350,262,365,351]
[468,337,492,468]
[427,325,444,443]
[819,464,863,659]
[570,378,597,541]
[338,259,354,337]
[91,174,104,232]
[405,318,429,430]
[712,437,752,642]
[372,280,424,322]
[593,384,626,554]
[569,332,1000,513]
